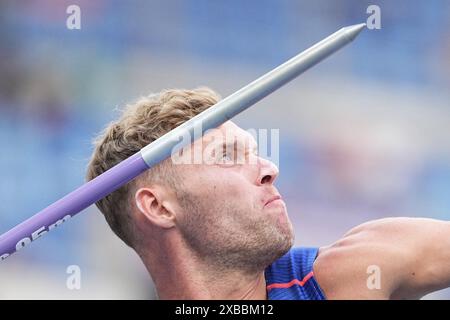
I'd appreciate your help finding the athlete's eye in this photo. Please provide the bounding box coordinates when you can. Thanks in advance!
[218,151,234,164]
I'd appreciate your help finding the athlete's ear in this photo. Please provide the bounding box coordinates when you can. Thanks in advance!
[134,186,176,229]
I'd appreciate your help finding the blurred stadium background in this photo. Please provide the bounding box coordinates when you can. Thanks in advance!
[0,0,449,299]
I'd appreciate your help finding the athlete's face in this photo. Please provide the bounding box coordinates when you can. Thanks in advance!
[172,121,294,272]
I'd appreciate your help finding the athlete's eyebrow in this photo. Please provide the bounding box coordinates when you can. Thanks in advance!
[218,137,258,154]
[219,140,237,154]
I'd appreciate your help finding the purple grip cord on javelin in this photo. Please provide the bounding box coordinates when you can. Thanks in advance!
[0,153,149,260]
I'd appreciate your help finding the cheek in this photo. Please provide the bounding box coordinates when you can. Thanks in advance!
[215,173,249,195]
[183,166,256,203]
[217,180,257,213]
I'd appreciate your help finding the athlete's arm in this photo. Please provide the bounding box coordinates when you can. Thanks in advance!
[313,217,450,299]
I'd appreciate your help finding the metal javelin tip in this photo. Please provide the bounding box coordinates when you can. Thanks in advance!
[341,23,367,41]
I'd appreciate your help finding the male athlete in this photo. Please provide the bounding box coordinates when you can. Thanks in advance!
[86,87,450,299]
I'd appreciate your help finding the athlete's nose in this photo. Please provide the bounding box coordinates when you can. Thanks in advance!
[256,157,279,185]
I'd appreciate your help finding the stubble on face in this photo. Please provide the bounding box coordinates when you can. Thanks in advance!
[175,184,294,274]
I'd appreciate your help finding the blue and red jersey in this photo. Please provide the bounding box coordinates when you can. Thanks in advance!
[265,247,326,300]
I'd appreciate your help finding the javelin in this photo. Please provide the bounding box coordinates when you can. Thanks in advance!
[0,23,366,261]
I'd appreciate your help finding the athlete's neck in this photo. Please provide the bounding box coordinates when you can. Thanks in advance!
[157,269,267,300]
[139,240,268,300]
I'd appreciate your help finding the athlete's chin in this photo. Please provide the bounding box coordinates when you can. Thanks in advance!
[269,230,294,263]
[272,217,295,252]
[274,209,294,240]
[281,223,295,248]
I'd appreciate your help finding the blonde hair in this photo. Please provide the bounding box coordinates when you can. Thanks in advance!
[86,87,221,248]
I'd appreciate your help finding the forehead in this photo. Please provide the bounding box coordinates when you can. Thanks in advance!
[201,121,256,145]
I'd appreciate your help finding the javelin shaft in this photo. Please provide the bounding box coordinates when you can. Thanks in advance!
[0,23,365,261]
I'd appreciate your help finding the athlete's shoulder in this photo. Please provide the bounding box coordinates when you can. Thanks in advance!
[313,219,412,299]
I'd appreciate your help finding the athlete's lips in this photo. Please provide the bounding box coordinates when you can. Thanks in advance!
[265,195,282,207]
